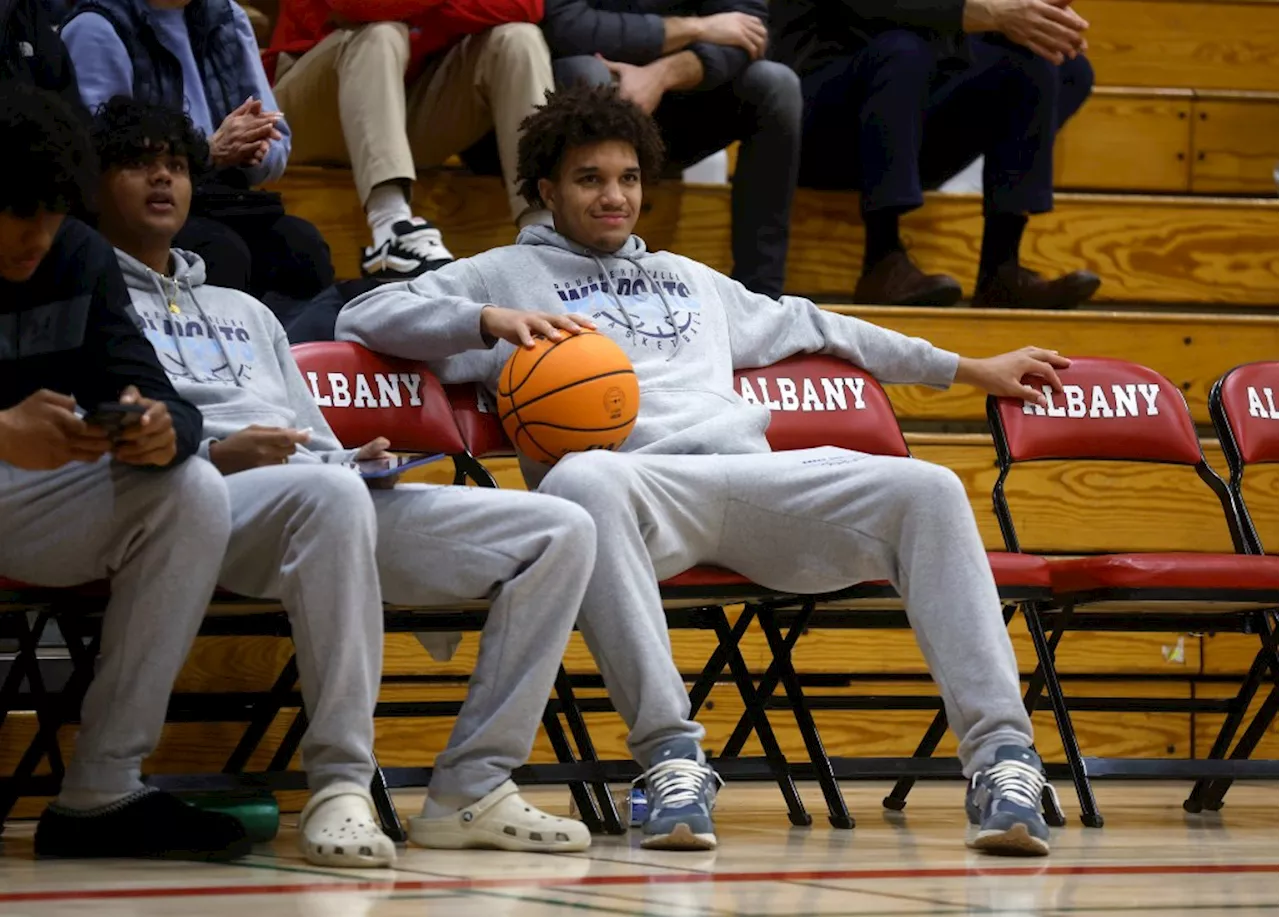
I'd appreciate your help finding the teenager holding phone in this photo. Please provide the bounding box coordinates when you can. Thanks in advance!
[0,83,246,860]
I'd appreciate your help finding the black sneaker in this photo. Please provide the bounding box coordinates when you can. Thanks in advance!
[965,745,1055,856]
[361,219,454,280]
[34,788,252,861]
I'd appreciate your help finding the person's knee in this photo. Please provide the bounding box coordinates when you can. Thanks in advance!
[1057,54,1094,125]
[532,496,598,560]
[350,20,412,59]
[161,458,233,543]
[890,460,970,516]
[178,218,251,291]
[863,29,935,74]
[286,466,378,530]
[553,54,612,89]
[737,60,802,125]
[487,22,550,63]
[538,451,633,513]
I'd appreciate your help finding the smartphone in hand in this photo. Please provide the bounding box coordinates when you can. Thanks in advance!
[84,402,147,442]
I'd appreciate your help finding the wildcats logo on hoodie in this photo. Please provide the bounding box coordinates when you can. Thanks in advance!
[553,267,704,352]
[133,304,260,385]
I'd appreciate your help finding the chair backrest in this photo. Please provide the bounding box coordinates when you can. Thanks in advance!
[290,341,466,455]
[446,383,514,458]
[1209,361,1278,554]
[986,355,1243,553]
[1212,361,1279,469]
[733,354,910,457]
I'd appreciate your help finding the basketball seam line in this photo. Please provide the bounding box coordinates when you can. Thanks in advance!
[497,369,637,426]
[497,337,568,398]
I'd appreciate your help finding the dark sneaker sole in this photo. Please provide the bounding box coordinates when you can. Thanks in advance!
[640,822,717,851]
[966,822,1050,857]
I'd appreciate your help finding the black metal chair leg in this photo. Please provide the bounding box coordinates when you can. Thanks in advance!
[541,708,604,834]
[883,710,948,812]
[757,604,854,829]
[224,656,299,774]
[370,754,407,842]
[1185,650,1269,813]
[1023,603,1102,827]
[688,604,756,718]
[268,710,309,772]
[554,668,624,835]
[710,607,812,827]
[1201,686,1278,812]
[720,612,806,760]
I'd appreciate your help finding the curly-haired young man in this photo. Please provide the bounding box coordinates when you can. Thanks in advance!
[0,83,245,860]
[338,84,1070,855]
[92,95,600,861]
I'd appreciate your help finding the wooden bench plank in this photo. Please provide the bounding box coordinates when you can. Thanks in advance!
[273,169,1280,306]
[1192,96,1280,192]
[1056,88,1195,192]
[1074,0,1280,91]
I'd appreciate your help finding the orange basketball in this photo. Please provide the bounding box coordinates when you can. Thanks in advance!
[496,330,640,464]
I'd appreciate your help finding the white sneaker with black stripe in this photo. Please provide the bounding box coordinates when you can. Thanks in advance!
[361,218,454,280]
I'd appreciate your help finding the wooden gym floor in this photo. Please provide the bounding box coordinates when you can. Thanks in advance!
[0,781,1275,915]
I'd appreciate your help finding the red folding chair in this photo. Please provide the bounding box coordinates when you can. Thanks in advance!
[1184,361,1280,812]
[987,356,1279,827]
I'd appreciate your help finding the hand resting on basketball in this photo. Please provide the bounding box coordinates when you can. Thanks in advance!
[954,347,1071,408]
[480,306,597,349]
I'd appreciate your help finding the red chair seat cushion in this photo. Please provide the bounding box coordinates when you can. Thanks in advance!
[1049,553,1278,594]
[987,552,1053,589]
[660,566,754,589]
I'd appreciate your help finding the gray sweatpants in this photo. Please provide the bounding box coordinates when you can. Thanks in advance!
[538,446,1033,776]
[0,456,232,796]
[219,465,595,802]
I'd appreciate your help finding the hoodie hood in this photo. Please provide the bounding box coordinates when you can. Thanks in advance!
[516,224,648,260]
[117,246,349,463]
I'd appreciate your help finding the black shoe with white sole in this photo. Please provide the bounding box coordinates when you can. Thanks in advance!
[361,219,454,280]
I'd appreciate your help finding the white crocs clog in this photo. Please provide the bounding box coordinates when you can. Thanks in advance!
[408,781,591,853]
[297,783,397,868]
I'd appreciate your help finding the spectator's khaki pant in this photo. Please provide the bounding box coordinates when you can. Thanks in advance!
[274,21,553,223]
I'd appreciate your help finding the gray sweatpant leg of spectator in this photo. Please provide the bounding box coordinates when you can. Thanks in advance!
[539,447,1033,776]
[0,457,232,797]
[368,484,596,808]
[217,464,383,793]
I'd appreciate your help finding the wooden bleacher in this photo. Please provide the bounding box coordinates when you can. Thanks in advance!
[4,1,1276,818]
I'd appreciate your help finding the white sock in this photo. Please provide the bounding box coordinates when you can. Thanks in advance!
[55,786,141,811]
[366,183,413,248]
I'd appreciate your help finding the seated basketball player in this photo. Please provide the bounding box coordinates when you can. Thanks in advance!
[0,84,244,861]
[337,84,1072,856]
[92,96,599,862]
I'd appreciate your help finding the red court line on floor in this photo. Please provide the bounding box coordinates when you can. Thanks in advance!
[1,861,1275,904]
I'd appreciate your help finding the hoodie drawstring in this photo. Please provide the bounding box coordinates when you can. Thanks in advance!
[588,251,684,361]
[147,269,245,388]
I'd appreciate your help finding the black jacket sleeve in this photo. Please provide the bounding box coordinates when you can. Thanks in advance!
[837,0,964,38]
[685,0,767,92]
[541,0,667,66]
[77,229,203,467]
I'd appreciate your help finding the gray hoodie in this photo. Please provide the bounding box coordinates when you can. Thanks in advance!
[336,226,959,476]
[117,248,356,465]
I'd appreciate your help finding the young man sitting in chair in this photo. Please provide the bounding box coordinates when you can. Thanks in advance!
[92,95,604,863]
[337,84,1071,856]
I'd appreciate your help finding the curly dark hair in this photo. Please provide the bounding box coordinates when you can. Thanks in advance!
[516,83,666,208]
[0,83,97,217]
[91,96,211,179]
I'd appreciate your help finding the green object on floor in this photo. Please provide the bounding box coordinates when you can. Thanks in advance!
[178,790,280,843]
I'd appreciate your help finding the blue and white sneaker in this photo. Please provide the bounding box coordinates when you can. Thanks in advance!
[965,745,1056,856]
[636,740,722,850]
